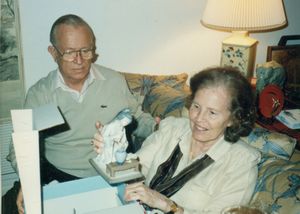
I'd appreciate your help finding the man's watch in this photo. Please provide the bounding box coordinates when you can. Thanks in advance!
[166,200,179,214]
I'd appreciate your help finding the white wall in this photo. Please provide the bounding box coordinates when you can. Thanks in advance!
[19,0,300,91]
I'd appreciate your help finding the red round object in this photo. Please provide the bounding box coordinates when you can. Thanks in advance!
[259,84,284,118]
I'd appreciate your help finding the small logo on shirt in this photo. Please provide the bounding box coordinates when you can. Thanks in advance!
[100,105,107,108]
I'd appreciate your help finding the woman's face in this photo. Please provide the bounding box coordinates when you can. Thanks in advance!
[189,86,232,145]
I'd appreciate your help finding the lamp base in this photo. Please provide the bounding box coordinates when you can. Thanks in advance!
[220,31,258,79]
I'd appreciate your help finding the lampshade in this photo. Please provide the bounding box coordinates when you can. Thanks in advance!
[201,0,287,32]
[201,0,287,79]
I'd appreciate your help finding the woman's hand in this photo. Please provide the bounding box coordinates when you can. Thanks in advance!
[91,121,104,154]
[16,187,24,214]
[124,182,170,212]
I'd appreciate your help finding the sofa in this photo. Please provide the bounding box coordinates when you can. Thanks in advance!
[122,72,300,214]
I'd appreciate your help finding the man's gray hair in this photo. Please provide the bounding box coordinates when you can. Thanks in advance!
[50,14,95,46]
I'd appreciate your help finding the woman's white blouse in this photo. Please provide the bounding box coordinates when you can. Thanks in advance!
[137,117,261,214]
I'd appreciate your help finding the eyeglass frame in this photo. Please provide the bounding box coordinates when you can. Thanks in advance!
[52,44,95,62]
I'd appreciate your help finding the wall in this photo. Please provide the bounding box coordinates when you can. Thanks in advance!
[19,0,300,91]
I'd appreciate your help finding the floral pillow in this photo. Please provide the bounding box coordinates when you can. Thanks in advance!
[122,72,189,117]
[241,127,297,160]
[122,72,188,97]
[142,84,189,118]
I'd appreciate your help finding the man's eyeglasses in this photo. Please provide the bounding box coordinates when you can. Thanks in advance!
[52,44,95,62]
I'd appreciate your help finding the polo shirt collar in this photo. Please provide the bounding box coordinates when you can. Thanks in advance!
[54,64,104,91]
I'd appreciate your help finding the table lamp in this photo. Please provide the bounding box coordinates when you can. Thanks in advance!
[201,0,287,79]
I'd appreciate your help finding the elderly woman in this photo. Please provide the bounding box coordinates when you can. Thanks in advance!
[93,66,261,213]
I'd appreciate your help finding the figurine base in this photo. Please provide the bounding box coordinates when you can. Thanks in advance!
[89,158,144,184]
[106,159,139,177]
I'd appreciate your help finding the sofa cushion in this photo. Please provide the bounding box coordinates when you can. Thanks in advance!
[123,72,188,96]
[241,127,297,160]
[249,153,300,214]
[142,84,188,118]
[122,72,190,117]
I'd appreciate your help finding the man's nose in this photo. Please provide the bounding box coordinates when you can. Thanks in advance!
[73,51,83,64]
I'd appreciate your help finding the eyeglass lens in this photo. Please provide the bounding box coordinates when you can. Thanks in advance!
[63,49,94,61]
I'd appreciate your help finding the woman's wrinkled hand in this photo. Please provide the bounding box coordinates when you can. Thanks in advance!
[91,121,104,154]
[124,182,169,212]
[16,187,24,214]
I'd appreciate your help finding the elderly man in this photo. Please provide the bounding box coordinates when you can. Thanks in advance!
[3,14,157,214]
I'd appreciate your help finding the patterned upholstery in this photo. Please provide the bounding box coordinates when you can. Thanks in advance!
[241,127,297,160]
[242,128,299,214]
[122,72,190,118]
[250,152,300,214]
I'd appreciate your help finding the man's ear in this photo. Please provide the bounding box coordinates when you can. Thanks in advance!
[48,46,58,62]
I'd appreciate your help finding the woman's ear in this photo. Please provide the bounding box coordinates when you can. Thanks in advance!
[48,45,58,62]
[227,118,233,127]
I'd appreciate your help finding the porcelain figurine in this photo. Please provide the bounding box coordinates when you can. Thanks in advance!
[96,108,132,164]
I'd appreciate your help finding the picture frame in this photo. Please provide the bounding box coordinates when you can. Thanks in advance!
[266,45,300,65]
[0,0,25,121]
[266,41,300,102]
